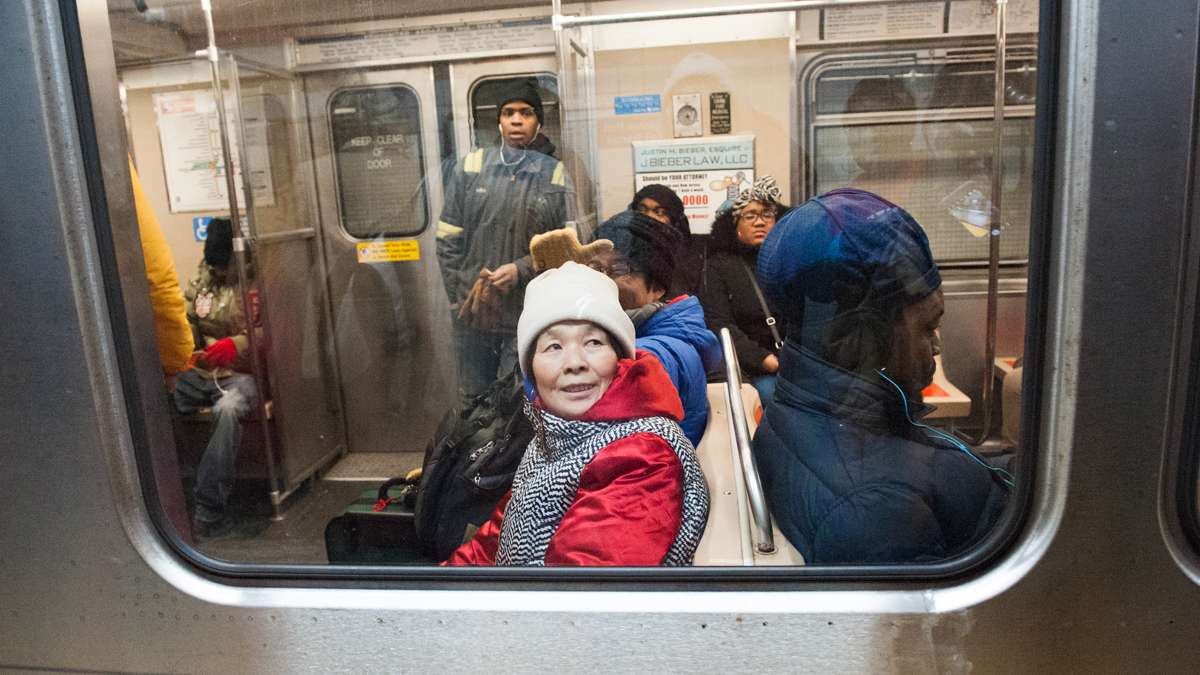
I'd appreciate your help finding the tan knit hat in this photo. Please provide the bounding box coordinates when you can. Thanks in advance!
[516,261,637,376]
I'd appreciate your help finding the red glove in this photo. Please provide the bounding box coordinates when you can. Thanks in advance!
[203,338,238,368]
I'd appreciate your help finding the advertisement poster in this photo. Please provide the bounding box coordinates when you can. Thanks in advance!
[632,135,754,234]
[154,89,275,214]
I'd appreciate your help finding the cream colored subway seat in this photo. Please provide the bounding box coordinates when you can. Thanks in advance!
[692,382,804,566]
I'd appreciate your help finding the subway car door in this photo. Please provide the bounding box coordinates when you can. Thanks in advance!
[304,67,456,466]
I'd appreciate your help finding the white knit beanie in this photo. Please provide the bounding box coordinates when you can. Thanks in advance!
[516,261,637,376]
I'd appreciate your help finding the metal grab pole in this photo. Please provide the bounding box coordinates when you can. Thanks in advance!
[960,0,1007,447]
[719,328,776,554]
[199,0,283,514]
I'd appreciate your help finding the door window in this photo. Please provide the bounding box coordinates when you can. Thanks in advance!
[330,86,428,238]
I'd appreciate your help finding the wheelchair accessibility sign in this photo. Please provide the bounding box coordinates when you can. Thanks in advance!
[192,216,213,241]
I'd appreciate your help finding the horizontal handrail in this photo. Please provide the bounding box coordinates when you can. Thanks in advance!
[719,328,776,554]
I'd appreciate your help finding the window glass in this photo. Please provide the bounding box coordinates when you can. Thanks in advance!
[102,0,1045,574]
[330,86,429,238]
[813,118,1035,261]
[809,52,1037,263]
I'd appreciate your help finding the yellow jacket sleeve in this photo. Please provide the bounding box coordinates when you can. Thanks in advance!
[130,158,194,375]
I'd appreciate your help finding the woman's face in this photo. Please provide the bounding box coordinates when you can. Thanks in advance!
[531,321,620,418]
[735,200,778,247]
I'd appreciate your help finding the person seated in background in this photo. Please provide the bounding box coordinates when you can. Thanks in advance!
[752,188,1011,564]
[699,175,790,404]
[445,262,709,566]
[628,184,698,295]
[589,211,721,446]
[174,218,259,539]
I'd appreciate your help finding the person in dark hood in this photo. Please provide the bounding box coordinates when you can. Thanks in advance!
[699,175,790,404]
[629,184,698,295]
[630,184,690,243]
[436,77,571,402]
[588,211,721,445]
[751,188,1011,564]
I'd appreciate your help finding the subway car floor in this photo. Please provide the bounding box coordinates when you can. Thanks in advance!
[185,477,361,563]
[184,455,423,564]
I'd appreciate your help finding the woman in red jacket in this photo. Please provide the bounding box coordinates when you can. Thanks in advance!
[445,261,709,566]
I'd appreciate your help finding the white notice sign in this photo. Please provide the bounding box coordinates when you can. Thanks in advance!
[154,90,275,214]
[824,2,945,40]
[632,136,755,234]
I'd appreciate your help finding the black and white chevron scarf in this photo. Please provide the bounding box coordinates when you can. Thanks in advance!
[495,401,709,566]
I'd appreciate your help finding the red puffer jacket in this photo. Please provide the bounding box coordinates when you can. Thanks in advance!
[445,351,691,566]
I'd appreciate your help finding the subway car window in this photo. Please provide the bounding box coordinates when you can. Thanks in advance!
[102,0,1046,574]
[330,86,429,238]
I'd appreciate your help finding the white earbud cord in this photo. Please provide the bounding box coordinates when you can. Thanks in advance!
[877,369,1015,489]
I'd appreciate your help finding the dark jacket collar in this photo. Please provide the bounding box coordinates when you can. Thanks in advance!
[775,340,933,434]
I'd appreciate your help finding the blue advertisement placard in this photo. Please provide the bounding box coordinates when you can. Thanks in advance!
[192,216,213,242]
[614,94,662,116]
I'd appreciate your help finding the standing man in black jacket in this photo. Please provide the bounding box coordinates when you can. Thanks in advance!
[435,79,570,401]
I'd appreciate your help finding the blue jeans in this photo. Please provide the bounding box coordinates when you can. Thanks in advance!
[453,322,517,403]
[186,373,258,523]
[750,374,777,406]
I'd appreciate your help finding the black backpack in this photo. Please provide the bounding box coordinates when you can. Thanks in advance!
[413,365,533,561]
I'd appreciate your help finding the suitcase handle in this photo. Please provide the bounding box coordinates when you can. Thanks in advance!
[378,477,411,501]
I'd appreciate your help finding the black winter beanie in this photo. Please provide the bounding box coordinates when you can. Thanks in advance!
[204,217,234,268]
[497,79,545,124]
[595,211,681,294]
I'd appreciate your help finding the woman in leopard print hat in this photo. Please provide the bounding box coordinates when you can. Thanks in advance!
[445,262,709,566]
[700,175,791,405]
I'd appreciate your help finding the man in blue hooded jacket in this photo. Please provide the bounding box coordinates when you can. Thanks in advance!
[589,211,721,446]
[752,188,1011,564]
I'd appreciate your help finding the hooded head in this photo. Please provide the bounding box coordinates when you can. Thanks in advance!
[593,211,682,307]
[630,184,691,243]
[757,188,943,396]
[204,217,233,269]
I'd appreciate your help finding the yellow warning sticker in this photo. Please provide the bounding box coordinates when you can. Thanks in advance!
[356,240,420,263]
